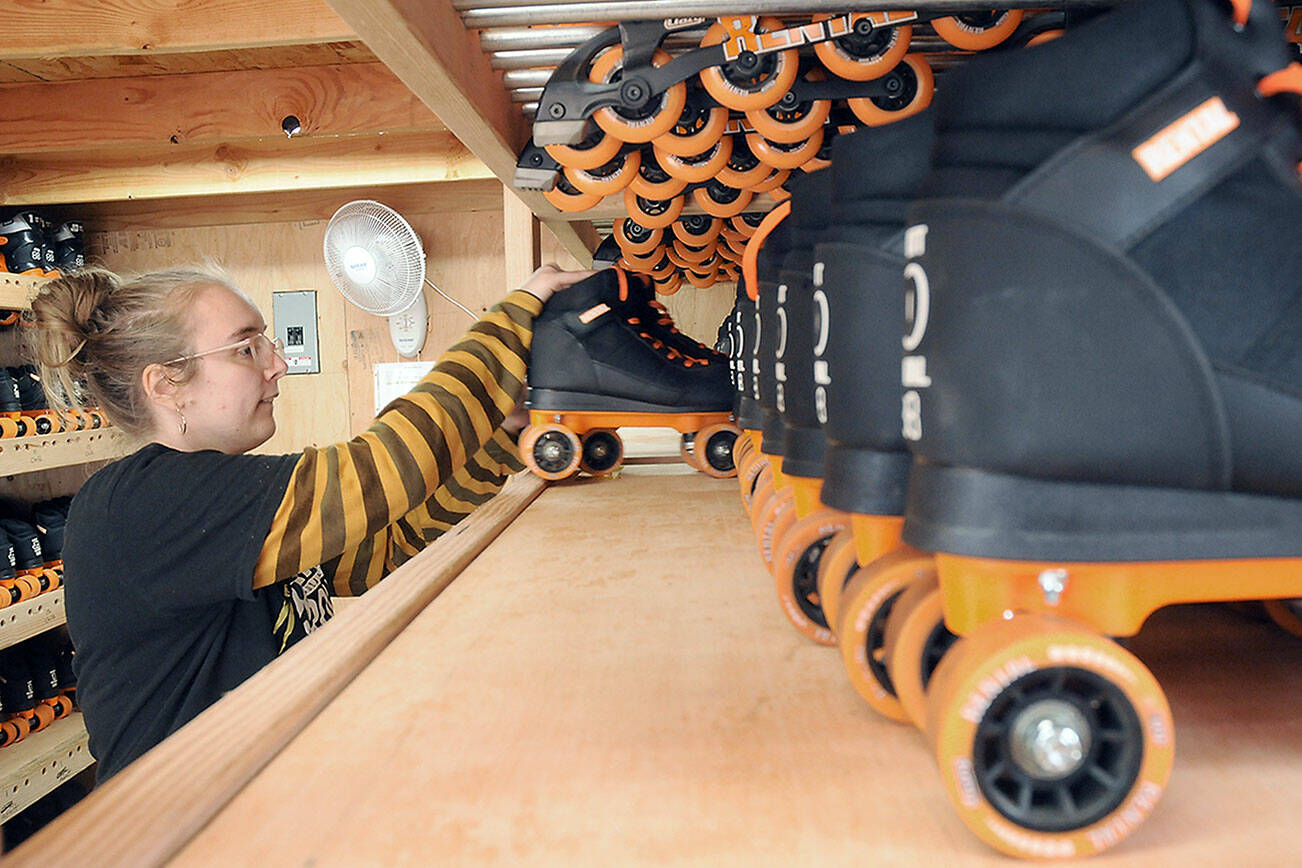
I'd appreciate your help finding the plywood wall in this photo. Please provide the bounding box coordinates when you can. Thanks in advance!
[81,187,738,458]
[87,207,506,454]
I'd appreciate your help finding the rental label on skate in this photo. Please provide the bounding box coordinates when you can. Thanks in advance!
[902,225,931,442]
[1131,97,1240,182]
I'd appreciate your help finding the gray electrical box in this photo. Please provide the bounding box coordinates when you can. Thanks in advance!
[272,290,320,375]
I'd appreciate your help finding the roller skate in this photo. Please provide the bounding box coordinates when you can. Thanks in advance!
[33,498,70,586]
[893,0,1302,856]
[520,268,739,480]
[0,650,54,740]
[0,530,41,611]
[1,518,62,596]
[26,639,73,723]
[0,213,50,277]
[9,365,68,435]
[746,168,854,646]
[50,221,84,274]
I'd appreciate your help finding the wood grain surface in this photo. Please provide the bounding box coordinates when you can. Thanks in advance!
[154,463,1302,866]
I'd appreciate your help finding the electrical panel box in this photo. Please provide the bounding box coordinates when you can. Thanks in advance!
[272,290,320,375]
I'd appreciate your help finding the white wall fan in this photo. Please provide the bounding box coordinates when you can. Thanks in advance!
[323,200,475,357]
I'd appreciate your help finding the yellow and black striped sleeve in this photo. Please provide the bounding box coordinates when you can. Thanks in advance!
[251,289,542,591]
[324,427,526,597]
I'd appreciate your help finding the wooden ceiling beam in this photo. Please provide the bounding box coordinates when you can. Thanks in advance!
[0,130,493,206]
[0,0,355,59]
[0,63,442,153]
[324,0,594,263]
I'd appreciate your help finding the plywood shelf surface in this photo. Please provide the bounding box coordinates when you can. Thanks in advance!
[0,428,134,476]
[0,275,45,312]
[0,590,65,653]
[165,464,1302,866]
[0,712,90,825]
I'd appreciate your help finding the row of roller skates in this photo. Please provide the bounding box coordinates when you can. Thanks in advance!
[515,9,1068,290]
[727,0,1300,857]
[0,499,70,609]
[0,630,77,749]
[0,212,84,278]
[0,365,108,438]
[519,267,742,481]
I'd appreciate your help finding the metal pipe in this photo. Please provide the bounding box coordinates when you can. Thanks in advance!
[502,68,553,88]
[511,87,545,102]
[489,48,573,70]
[477,25,609,52]
[461,0,1093,28]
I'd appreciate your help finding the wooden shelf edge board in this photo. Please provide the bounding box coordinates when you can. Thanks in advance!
[0,589,65,653]
[0,713,91,825]
[0,428,136,476]
[5,471,546,867]
[0,274,48,310]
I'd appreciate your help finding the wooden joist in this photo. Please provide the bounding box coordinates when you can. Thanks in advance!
[0,0,355,59]
[0,129,493,206]
[0,63,443,153]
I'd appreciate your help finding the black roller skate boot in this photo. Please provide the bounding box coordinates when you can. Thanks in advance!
[743,186,798,572]
[897,0,1301,857]
[0,214,49,276]
[32,498,70,586]
[522,268,738,480]
[1,518,61,596]
[26,639,73,722]
[9,365,67,435]
[797,112,954,716]
[51,221,84,274]
[764,168,854,645]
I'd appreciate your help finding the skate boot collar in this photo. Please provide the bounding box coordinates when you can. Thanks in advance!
[742,202,792,300]
[831,111,936,201]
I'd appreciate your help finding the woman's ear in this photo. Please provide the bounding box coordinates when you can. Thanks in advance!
[141,363,180,409]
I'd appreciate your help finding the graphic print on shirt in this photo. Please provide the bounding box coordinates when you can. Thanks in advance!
[273,564,334,653]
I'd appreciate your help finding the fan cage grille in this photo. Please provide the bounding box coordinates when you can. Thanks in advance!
[323,200,426,316]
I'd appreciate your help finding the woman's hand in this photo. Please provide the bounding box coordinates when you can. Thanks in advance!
[519,264,597,304]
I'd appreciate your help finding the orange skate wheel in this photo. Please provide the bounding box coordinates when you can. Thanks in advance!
[671,239,717,266]
[747,129,824,170]
[670,214,723,245]
[618,247,663,273]
[564,149,641,196]
[754,485,796,571]
[744,71,832,144]
[886,582,956,728]
[43,695,73,720]
[624,190,685,229]
[716,135,773,190]
[926,615,1174,859]
[519,423,582,481]
[646,254,677,281]
[0,417,21,438]
[544,127,622,170]
[694,422,740,478]
[739,454,772,513]
[652,86,730,157]
[748,471,778,527]
[751,167,791,193]
[699,17,800,111]
[579,428,624,475]
[812,13,913,82]
[24,701,56,734]
[773,508,849,645]
[653,273,682,296]
[815,526,859,634]
[544,175,604,212]
[1263,598,1302,638]
[836,548,930,723]
[654,137,733,184]
[627,150,689,200]
[685,268,718,289]
[692,182,754,218]
[1,716,29,746]
[930,9,1024,52]
[588,47,687,144]
[614,218,663,257]
[1027,28,1065,46]
[847,53,934,127]
[0,718,23,747]
[729,212,764,237]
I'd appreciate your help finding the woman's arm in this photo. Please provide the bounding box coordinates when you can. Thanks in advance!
[324,426,525,597]
[251,289,539,590]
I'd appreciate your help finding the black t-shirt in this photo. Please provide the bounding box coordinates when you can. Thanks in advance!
[63,443,331,781]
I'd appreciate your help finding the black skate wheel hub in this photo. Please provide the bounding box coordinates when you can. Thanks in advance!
[533,431,578,474]
[972,667,1144,833]
[702,430,736,472]
[864,589,904,697]
[793,536,834,628]
[920,621,958,688]
[581,430,622,473]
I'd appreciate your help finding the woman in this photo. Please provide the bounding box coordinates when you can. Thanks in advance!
[29,262,589,781]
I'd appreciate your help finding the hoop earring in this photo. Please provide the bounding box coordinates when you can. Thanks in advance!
[177,409,187,435]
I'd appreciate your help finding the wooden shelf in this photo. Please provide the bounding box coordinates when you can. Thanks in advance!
[0,590,65,654]
[0,428,134,476]
[0,275,46,312]
[0,713,91,825]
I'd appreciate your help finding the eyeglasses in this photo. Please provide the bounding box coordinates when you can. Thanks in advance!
[164,333,286,368]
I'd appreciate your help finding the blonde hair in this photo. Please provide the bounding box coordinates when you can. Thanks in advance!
[28,266,240,437]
